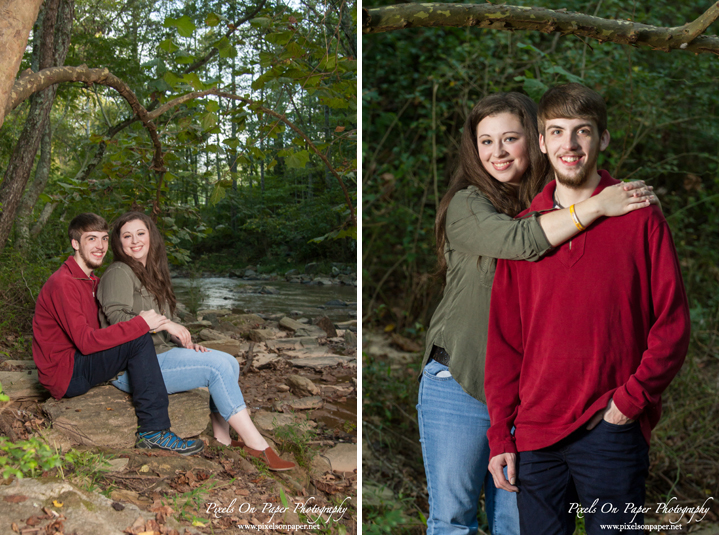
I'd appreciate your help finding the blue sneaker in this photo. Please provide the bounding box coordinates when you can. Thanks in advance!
[136,429,204,455]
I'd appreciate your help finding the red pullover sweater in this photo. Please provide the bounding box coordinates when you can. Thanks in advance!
[485,171,690,458]
[32,256,149,399]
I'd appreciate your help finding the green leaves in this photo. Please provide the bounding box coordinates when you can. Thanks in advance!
[214,36,236,58]
[514,76,548,101]
[201,112,218,131]
[266,31,294,46]
[285,150,310,169]
[223,137,240,149]
[209,183,226,205]
[205,13,221,27]
[158,39,180,53]
[164,15,196,38]
[250,17,272,28]
[163,71,182,88]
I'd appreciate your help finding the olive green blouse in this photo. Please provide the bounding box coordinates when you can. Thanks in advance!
[420,186,552,403]
[97,262,176,356]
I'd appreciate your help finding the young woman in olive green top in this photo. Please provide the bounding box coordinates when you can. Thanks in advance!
[98,212,295,471]
[417,93,656,535]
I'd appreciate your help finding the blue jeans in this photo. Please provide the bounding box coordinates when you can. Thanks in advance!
[417,359,520,535]
[112,347,246,422]
[66,332,170,433]
[516,420,649,535]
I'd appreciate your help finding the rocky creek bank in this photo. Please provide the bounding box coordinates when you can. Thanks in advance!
[0,307,357,534]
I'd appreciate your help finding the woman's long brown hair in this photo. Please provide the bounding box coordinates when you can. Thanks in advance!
[434,92,550,277]
[110,212,177,315]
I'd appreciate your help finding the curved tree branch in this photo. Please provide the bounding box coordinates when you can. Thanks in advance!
[677,1,719,45]
[6,67,355,225]
[0,0,44,128]
[362,3,719,55]
[7,64,165,210]
[47,2,268,194]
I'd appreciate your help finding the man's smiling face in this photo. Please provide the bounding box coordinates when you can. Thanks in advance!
[72,230,109,273]
[539,117,610,189]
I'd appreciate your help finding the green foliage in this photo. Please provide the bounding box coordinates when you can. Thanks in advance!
[362,354,426,532]
[273,418,317,469]
[169,476,219,524]
[0,252,56,345]
[63,449,113,493]
[2,0,356,281]
[362,507,412,535]
[0,437,63,480]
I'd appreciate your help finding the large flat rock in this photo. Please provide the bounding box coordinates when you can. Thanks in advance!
[0,360,36,370]
[251,353,281,370]
[322,443,357,473]
[282,347,333,359]
[0,370,45,400]
[252,410,317,434]
[279,316,326,338]
[0,478,181,535]
[273,396,323,411]
[289,356,357,369]
[43,386,209,448]
[266,337,319,351]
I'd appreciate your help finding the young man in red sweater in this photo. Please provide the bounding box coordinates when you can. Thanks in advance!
[485,84,690,534]
[33,213,203,455]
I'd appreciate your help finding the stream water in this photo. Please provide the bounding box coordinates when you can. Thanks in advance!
[173,277,358,429]
[172,277,357,322]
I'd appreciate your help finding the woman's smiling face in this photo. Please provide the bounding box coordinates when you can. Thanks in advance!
[476,112,530,186]
[120,218,150,266]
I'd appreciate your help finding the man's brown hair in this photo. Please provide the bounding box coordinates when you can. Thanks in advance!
[538,83,607,134]
[68,213,108,244]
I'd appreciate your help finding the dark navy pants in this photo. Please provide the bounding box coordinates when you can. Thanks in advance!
[516,420,649,535]
[64,332,171,433]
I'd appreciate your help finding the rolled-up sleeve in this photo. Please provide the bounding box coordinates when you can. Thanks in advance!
[446,189,551,262]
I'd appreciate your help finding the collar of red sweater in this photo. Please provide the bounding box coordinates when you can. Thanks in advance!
[529,169,618,212]
[63,255,98,282]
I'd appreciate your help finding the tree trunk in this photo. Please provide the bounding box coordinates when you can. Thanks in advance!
[15,120,52,250]
[0,0,73,254]
[30,200,57,238]
[0,0,44,128]
[324,105,332,189]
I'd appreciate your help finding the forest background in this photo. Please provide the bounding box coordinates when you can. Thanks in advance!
[0,0,357,356]
[362,0,719,532]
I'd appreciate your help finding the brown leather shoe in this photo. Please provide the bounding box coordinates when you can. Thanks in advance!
[231,439,296,471]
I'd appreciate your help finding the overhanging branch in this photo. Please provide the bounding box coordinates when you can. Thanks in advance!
[6,67,355,226]
[362,3,719,55]
[7,65,165,206]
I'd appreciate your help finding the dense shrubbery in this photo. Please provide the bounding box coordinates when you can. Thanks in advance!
[0,252,57,356]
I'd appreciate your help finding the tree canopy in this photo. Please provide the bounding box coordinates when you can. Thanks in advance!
[0,0,357,266]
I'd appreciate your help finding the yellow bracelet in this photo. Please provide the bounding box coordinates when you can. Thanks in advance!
[569,204,586,231]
